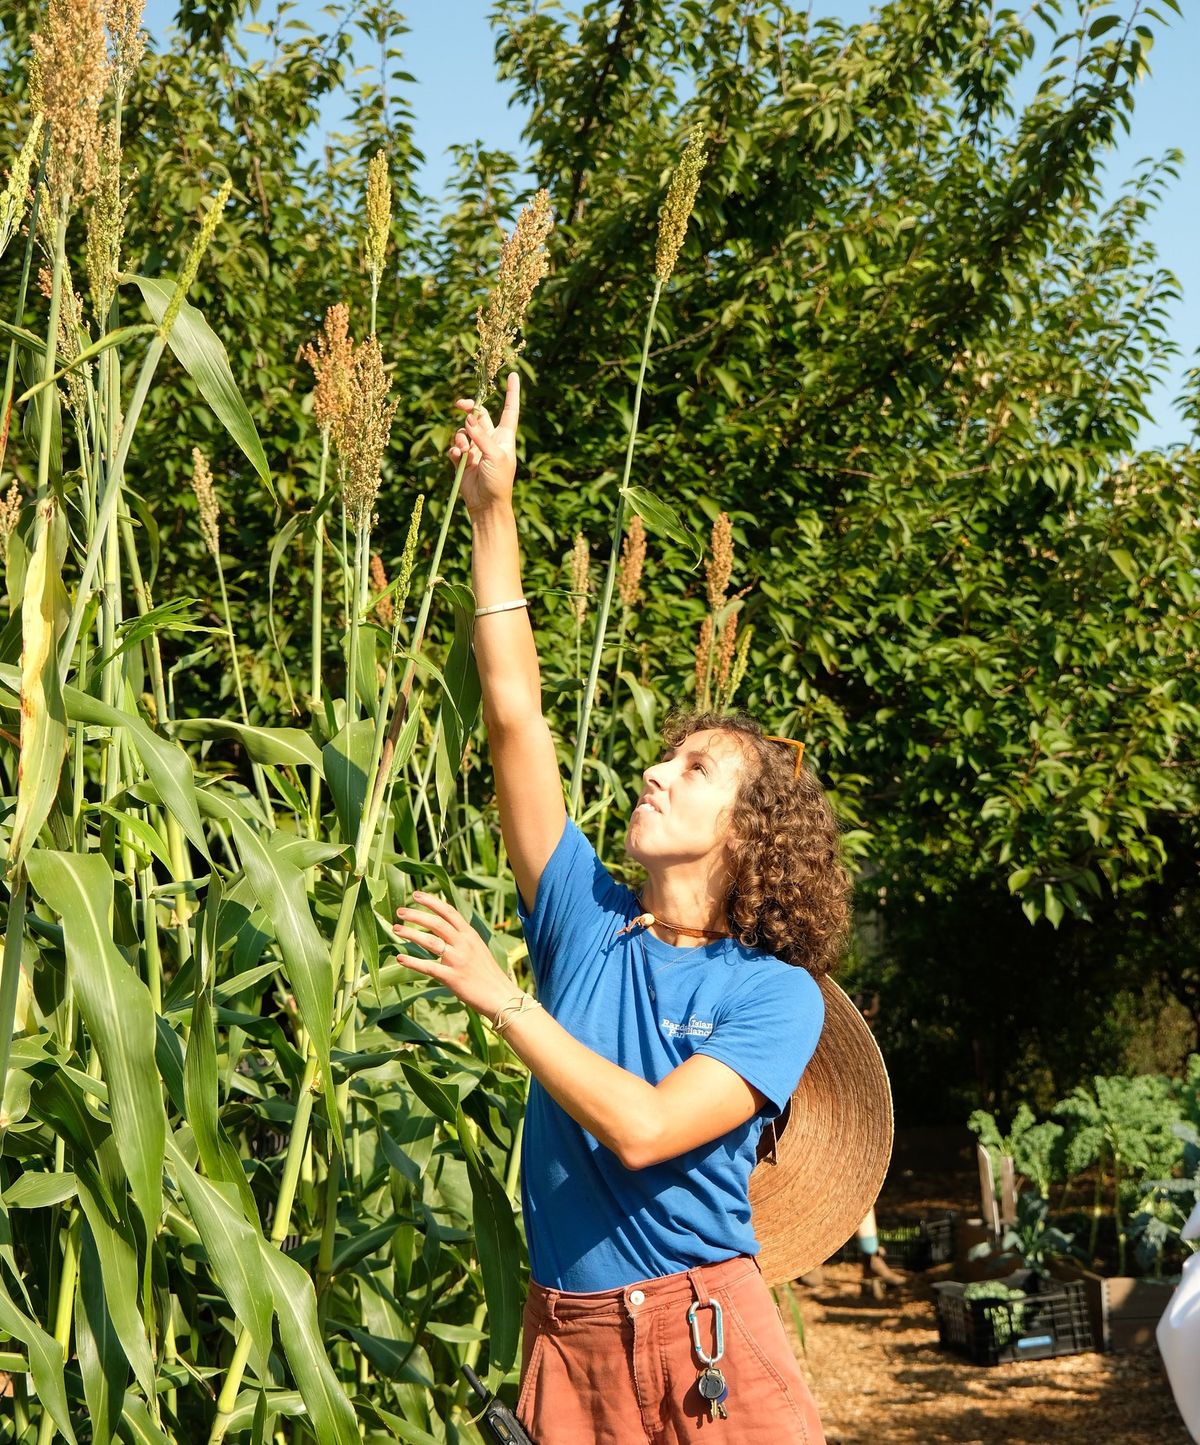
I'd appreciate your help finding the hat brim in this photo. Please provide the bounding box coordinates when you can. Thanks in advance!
[749,977,894,1285]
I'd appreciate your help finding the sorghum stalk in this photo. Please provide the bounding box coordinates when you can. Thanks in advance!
[34,210,68,507]
[309,429,330,835]
[567,280,660,817]
[59,180,230,683]
[192,447,276,822]
[0,130,48,479]
[209,873,361,1440]
[569,130,704,816]
[36,1208,81,1445]
[370,191,552,817]
[302,302,352,822]
[0,878,28,1126]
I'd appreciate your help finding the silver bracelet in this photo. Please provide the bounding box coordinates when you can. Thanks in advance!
[474,597,528,618]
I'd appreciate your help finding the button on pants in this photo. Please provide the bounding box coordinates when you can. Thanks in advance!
[515,1255,826,1444]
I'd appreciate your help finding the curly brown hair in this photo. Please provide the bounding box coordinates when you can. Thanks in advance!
[660,710,852,979]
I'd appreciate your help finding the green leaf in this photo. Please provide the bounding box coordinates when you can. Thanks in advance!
[2,1171,77,1208]
[621,486,702,566]
[172,718,324,773]
[257,1246,359,1445]
[458,1108,522,1374]
[619,669,658,742]
[16,325,157,402]
[323,718,375,843]
[117,1395,173,1445]
[0,670,212,864]
[184,961,259,1222]
[435,584,482,818]
[164,1138,272,1380]
[1109,548,1138,584]
[400,1061,459,1125]
[8,500,69,872]
[75,1219,127,1445]
[26,852,165,1234]
[129,275,272,492]
[0,1276,78,1444]
[200,794,337,1131]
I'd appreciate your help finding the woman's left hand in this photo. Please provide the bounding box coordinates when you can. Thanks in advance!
[393,892,519,1022]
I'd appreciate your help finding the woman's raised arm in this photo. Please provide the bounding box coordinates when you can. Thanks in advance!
[453,374,566,913]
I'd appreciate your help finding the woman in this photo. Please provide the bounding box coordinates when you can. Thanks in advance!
[393,374,850,1444]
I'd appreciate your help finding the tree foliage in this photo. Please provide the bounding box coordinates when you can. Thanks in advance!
[0,0,1198,1435]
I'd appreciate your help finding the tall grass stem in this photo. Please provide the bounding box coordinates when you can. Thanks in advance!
[568,279,662,817]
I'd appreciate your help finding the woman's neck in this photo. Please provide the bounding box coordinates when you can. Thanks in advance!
[640,869,730,946]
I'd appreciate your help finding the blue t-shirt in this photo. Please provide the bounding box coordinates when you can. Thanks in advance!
[516,819,825,1292]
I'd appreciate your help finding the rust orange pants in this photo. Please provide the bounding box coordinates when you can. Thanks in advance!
[515,1255,826,1445]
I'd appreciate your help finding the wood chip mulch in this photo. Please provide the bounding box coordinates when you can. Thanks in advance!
[781,1129,1191,1445]
[785,1262,1188,1445]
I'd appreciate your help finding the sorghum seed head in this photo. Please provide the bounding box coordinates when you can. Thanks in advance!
[0,116,45,261]
[364,150,391,288]
[58,284,90,422]
[335,333,399,531]
[618,513,647,609]
[370,553,393,626]
[393,494,424,617]
[695,614,713,705]
[716,610,738,697]
[39,262,90,420]
[475,188,554,399]
[303,303,355,434]
[160,178,232,339]
[728,623,753,700]
[85,116,126,323]
[705,511,733,610]
[191,447,220,558]
[102,0,145,95]
[0,484,23,548]
[30,0,109,212]
[569,531,590,625]
[656,126,707,283]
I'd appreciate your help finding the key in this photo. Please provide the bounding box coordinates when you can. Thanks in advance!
[699,1367,729,1419]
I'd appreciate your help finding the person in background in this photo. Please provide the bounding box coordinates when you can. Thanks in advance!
[851,994,905,1298]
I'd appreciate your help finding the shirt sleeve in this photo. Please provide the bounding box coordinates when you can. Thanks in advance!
[694,964,825,1117]
[515,818,631,993]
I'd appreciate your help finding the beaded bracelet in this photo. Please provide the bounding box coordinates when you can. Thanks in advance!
[490,993,543,1036]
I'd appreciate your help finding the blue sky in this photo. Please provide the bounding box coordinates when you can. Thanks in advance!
[145,0,1196,448]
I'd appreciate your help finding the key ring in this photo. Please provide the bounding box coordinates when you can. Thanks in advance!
[687,1299,725,1367]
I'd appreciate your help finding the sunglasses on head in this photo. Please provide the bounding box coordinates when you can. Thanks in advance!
[763,734,805,778]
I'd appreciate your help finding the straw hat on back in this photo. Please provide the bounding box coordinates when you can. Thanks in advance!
[750,977,894,1285]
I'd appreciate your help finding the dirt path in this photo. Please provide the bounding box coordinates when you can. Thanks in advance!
[785,1129,1192,1445]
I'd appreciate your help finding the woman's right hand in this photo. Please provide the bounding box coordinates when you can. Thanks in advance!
[451,371,520,515]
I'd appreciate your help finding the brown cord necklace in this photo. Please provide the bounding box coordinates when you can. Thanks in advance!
[618,902,730,942]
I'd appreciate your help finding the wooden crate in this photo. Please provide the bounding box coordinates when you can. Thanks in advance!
[1048,1261,1174,1352]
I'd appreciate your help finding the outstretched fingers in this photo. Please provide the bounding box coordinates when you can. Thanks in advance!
[497,371,520,432]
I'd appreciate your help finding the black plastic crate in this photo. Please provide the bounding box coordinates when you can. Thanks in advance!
[835,1212,957,1271]
[933,1269,1094,1366]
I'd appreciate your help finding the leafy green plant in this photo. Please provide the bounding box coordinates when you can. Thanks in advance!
[1058,1072,1185,1274]
[961,1280,1028,1349]
[968,1103,1067,1200]
[967,1191,1080,1278]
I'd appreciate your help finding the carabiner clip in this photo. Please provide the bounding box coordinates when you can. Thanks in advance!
[687,1299,725,1367]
